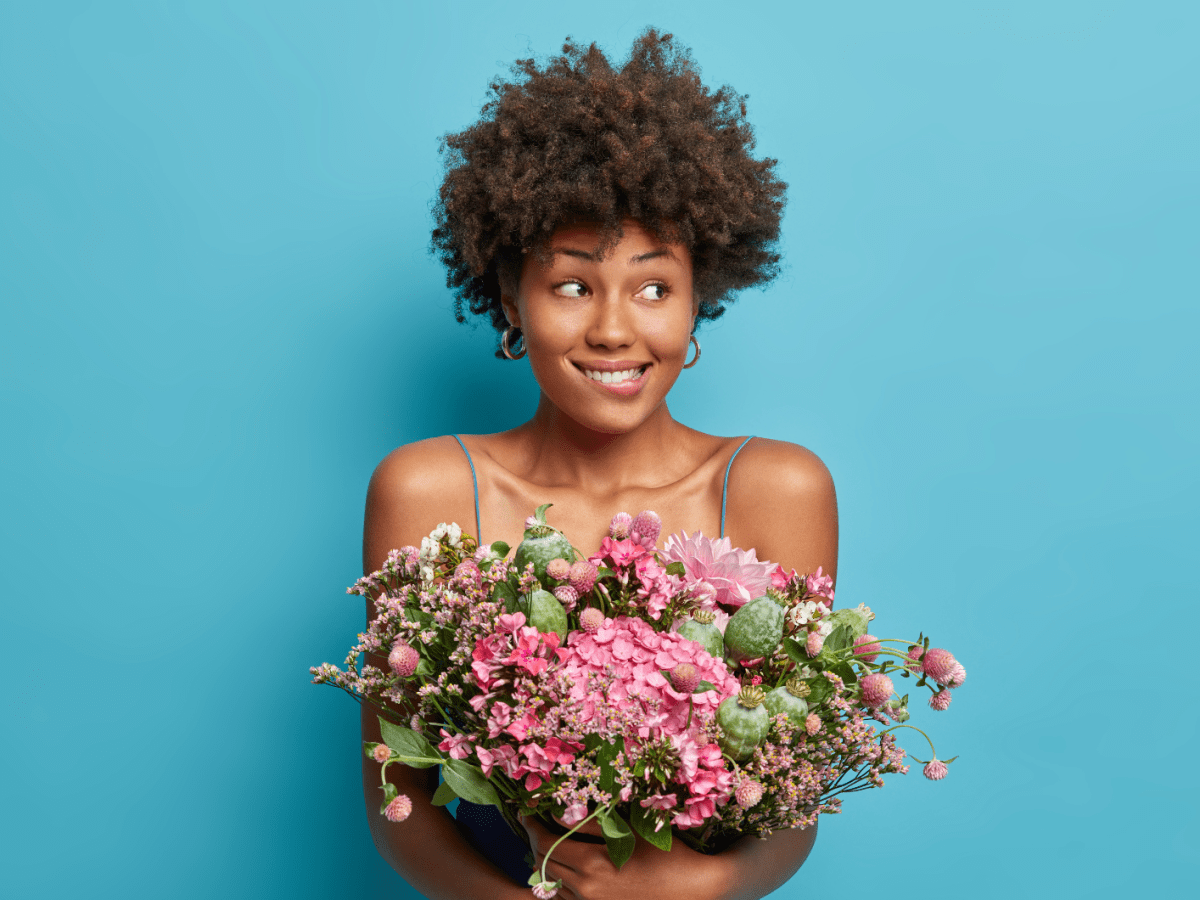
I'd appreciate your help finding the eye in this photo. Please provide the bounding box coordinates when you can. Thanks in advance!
[554,281,588,298]
[636,283,668,301]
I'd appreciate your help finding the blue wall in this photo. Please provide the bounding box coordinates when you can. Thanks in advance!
[3,2,1195,896]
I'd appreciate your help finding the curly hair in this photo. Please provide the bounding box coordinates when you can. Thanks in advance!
[431,29,787,353]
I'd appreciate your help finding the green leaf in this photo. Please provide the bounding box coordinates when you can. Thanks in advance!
[596,567,616,581]
[490,540,511,558]
[825,624,853,653]
[599,808,635,870]
[491,581,518,613]
[414,658,434,677]
[431,780,458,807]
[782,636,809,665]
[378,718,441,769]
[527,872,543,887]
[631,803,672,852]
[830,661,858,686]
[534,502,552,523]
[695,680,717,693]
[363,741,383,760]
[379,782,399,813]
[804,677,833,706]
[665,561,685,576]
[442,758,501,807]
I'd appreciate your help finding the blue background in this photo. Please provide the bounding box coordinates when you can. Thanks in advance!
[3,1,1195,897]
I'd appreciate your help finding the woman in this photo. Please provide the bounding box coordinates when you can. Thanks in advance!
[361,31,837,900]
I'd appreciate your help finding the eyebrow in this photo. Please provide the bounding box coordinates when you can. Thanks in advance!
[551,248,679,264]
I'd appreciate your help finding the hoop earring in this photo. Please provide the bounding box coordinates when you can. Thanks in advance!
[682,334,701,369]
[501,325,526,360]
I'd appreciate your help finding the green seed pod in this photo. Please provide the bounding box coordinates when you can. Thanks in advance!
[763,678,810,725]
[524,589,568,642]
[513,504,574,582]
[676,615,724,660]
[828,607,869,638]
[723,596,785,662]
[718,686,770,761]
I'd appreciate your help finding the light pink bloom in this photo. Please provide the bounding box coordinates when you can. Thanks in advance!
[805,713,821,735]
[388,641,420,678]
[735,779,764,809]
[805,566,835,603]
[384,795,413,822]
[631,510,662,547]
[929,690,952,711]
[437,729,473,760]
[922,648,958,685]
[553,585,578,610]
[532,882,559,899]
[569,560,598,594]
[853,634,882,663]
[579,607,604,633]
[609,511,632,539]
[591,536,647,569]
[923,759,949,781]
[660,532,775,609]
[860,674,893,708]
[805,632,824,657]
[546,558,571,581]
[372,744,391,764]
[945,662,967,688]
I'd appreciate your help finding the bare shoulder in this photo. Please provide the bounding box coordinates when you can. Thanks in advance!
[363,436,478,573]
[722,437,838,583]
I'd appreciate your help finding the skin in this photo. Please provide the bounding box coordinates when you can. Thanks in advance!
[361,221,838,900]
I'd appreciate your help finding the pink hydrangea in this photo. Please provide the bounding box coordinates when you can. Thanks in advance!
[660,532,776,609]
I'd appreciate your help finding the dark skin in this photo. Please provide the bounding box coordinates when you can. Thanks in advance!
[361,223,838,900]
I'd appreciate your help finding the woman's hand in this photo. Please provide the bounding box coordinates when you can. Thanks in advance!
[522,816,733,900]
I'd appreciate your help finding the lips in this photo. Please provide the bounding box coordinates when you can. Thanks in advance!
[574,362,650,396]
[580,365,648,385]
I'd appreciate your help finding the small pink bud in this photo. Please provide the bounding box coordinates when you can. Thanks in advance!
[372,744,392,764]
[388,641,420,678]
[805,713,821,735]
[922,648,958,685]
[631,509,662,544]
[580,607,605,633]
[532,882,559,900]
[384,794,413,822]
[524,515,540,529]
[553,585,579,610]
[735,779,764,809]
[929,690,952,711]
[805,632,824,657]
[852,634,882,663]
[568,560,598,594]
[859,673,893,708]
[923,759,949,781]
[609,511,632,539]
[546,558,571,581]
[670,663,700,694]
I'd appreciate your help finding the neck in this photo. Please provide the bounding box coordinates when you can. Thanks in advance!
[515,392,691,493]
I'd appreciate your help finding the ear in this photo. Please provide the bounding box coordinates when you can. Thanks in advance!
[501,293,521,330]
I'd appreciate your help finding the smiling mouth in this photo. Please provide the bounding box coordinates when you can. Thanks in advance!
[578,365,649,385]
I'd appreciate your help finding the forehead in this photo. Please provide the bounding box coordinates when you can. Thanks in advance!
[543,220,690,266]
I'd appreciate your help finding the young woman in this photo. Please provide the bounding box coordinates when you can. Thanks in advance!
[360,31,837,900]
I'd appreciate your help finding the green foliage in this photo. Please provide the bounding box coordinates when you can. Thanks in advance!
[378,718,442,768]
[631,802,672,852]
[443,758,501,807]
[431,781,458,806]
[598,807,635,869]
[824,623,853,653]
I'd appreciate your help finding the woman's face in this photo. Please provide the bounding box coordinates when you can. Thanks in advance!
[502,221,698,435]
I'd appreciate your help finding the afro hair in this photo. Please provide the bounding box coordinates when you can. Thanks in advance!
[431,29,787,353]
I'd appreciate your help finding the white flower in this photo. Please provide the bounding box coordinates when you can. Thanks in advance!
[419,564,435,583]
[445,522,462,547]
[788,600,822,628]
[419,536,440,561]
[818,620,833,638]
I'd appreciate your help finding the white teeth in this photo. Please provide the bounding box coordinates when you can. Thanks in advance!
[583,367,644,384]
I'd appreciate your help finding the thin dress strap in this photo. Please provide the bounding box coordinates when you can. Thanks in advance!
[720,436,755,538]
[451,435,482,544]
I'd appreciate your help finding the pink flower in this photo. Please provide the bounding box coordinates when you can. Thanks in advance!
[591,536,647,569]
[929,690,952,711]
[660,532,775,609]
[388,641,420,678]
[770,565,793,590]
[670,663,700,694]
[371,743,392,764]
[569,561,598,594]
[532,882,559,899]
[945,662,967,688]
[735,779,764,809]
[631,510,662,547]
[580,607,604,633]
[860,674,893,708]
[438,729,473,760]
[553,585,579,610]
[852,634,882,663]
[923,759,949,781]
[805,713,821,735]
[384,794,413,822]
[640,793,678,811]
[805,566,835,603]
[609,511,632,539]
[922,648,958,685]
[546,558,571,581]
[805,632,824,657]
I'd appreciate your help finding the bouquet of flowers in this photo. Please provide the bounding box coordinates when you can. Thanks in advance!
[312,505,964,898]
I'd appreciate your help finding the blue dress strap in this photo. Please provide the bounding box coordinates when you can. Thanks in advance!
[720,436,755,538]
[451,435,482,544]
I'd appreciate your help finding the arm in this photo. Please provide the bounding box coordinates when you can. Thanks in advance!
[523,440,837,900]
[359,440,529,900]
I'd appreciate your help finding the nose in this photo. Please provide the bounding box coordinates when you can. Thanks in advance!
[585,291,636,350]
